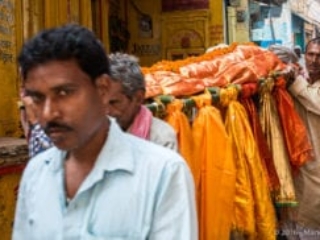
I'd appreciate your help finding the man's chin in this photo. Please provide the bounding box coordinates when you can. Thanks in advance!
[309,71,320,79]
[50,139,73,151]
[308,68,320,75]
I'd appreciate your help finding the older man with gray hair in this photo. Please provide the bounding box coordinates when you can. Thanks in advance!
[107,52,178,151]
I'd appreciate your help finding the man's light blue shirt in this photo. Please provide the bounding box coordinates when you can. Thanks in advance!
[12,119,197,240]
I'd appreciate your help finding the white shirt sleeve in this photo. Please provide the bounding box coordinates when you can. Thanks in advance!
[148,161,198,240]
[288,75,320,114]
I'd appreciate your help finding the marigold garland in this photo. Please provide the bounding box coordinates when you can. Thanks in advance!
[141,42,256,75]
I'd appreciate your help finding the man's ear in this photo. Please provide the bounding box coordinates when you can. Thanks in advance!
[95,74,111,105]
[134,90,146,104]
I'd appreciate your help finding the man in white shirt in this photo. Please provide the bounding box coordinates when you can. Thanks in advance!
[12,24,197,240]
[287,37,320,240]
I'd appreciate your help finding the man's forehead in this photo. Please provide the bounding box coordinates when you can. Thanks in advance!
[307,43,320,52]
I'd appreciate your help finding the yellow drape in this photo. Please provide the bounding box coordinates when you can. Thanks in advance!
[259,79,297,205]
[221,87,276,240]
[165,99,195,175]
[192,91,236,240]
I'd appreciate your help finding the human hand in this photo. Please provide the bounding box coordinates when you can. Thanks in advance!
[282,64,300,88]
[22,96,38,125]
[20,88,38,124]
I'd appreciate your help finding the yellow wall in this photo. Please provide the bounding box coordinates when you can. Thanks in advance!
[127,0,226,66]
[23,0,92,39]
[0,0,97,137]
[0,0,229,136]
[208,0,225,46]
[127,0,162,66]
[161,10,210,60]
[0,0,23,137]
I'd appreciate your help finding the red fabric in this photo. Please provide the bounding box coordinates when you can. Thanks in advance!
[0,164,26,176]
[240,83,258,99]
[240,92,280,192]
[273,77,314,173]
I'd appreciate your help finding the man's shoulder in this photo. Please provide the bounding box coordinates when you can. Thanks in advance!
[23,147,61,179]
[152,117,173,127]
[149,117,178,150]
[124,132,182,164]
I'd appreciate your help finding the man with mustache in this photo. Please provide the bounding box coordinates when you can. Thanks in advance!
[19,54,177,158]
[12,24,197,240]
[286,37,320,239]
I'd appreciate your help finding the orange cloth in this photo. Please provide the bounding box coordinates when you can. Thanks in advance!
[144,44,287,98]
[165,99,194,175]
[192,92,236,240]
[221,87,276,240]
[240,83,280,193]
[273,76,314,174]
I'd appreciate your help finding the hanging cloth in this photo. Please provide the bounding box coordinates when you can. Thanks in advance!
[221,87,276,240]
[192,91,236,240]
[165,99,195,176]
[259,79,297,205]
[240,83,280,194]
[272,76,314,174]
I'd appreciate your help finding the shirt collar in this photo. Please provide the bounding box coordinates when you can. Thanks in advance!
[93,118,135,173]
[50,117,135,174]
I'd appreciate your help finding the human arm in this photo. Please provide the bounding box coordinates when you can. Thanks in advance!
[288,74,320,115]
[19,92,38,139]
[19,105,30,138]
[148,161,198,240]
[28,123,52,158]
[19,91,53,157]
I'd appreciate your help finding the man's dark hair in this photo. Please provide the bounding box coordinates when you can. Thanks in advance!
[305,37,320,52]
[18,24,110,82]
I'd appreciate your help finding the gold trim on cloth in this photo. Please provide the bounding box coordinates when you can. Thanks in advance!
[259,79,297,205]
[222,87,276,240]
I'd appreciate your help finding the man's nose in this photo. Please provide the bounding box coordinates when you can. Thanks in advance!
[106,108,115,116]
[311,56,317,63]
[42,98,59,121]
[310,55,320,63]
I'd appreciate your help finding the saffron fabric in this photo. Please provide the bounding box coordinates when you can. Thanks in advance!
[165,99,194,174]
[240,83,280,193]
[12,119,198,240]
[221,87,276,240]
[192,92,236,240]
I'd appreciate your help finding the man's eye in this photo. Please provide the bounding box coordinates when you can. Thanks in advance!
[59,90,67,96]
[109,100,120,105]
[58,89,72,96]
[32,95,44,103]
